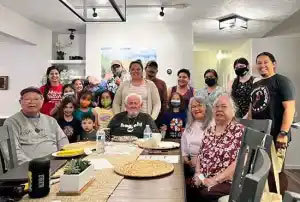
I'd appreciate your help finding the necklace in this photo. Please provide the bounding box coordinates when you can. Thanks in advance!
[29,117,41,133]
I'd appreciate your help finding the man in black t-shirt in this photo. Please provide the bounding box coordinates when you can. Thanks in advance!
[249,52,296,194]
[108,93,158,138]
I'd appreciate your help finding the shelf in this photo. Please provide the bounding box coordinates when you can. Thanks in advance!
[48,60,86,64]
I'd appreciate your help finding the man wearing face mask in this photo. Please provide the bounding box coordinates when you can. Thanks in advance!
[227,58,255,118]
[195,69,224,106]
[106,60,131,94]
[108,93,158,138]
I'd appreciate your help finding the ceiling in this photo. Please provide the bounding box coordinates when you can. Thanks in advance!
[1,0,300,40]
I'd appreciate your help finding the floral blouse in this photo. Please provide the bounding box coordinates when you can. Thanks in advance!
[199,121,244,179]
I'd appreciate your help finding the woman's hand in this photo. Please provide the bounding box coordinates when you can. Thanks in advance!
[202,177,218,188]
[160,125,167,132]
[192,175,203,187]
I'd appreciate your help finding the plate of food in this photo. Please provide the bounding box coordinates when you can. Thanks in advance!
[114,160,174,178]
[135,140,180,150]
[52,148,85,158]
[111,136,138,142]
[62,141,96,151]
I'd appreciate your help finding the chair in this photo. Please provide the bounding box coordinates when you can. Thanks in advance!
[238,118,272,134]
[238,148,271,202]
[0,125,18,174]
[283,191,300,202]
[228,127,273,202]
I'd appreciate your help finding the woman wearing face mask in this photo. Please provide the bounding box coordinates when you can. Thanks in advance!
[228,58,255,118]
[195,69,224,106]
[159,92,187,139]
[113,60,161,120]
[94,90,114,129]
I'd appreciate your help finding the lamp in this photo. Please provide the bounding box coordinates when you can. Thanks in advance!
[68,29,76,40]
[219,14,248,30]
[92,8,98,17]
[158,7,164,20]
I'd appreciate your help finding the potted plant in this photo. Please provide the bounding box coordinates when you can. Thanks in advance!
[60,159,95,193]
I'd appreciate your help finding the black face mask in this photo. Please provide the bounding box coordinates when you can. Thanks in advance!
[235,67,249,77]
[205,78,216,87]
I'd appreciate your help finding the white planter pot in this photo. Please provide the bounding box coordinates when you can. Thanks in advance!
[60,164,95,192]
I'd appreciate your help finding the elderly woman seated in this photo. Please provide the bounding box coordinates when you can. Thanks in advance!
[187,93,245,202]
[181,96,212,177]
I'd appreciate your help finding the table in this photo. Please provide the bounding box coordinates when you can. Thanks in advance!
[11,142,185,201]
[108,148,186,202]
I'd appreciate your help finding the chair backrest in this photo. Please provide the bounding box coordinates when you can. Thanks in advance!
[228,127,273,202]
[283,191,300,202]
[239,149,271,202]
[238,119,272,135]
[0,125,18,174]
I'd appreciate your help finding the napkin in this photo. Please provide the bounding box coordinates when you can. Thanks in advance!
[89,158,114,170]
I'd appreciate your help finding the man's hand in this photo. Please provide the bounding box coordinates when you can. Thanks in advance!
[276,132,288,149]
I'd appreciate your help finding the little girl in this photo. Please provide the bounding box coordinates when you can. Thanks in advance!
[94,90,114,129]
[51,84,76,116]
[74,90,99,127]
[159,92,187,139]
[56,96,81,143]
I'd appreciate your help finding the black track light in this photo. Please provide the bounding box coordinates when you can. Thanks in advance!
[92,8,98,18]
[159,7,165,17]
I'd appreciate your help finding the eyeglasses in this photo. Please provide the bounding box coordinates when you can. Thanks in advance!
[21,98,42,104]
[191,103,205,110]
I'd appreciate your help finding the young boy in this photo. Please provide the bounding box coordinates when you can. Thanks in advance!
[80,114,97,141]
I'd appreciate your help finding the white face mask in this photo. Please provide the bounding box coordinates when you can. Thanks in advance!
[170,100,181,107]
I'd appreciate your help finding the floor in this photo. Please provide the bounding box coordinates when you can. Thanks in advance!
[286,169,300,193]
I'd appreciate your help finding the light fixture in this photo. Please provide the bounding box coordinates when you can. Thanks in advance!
[219,14,248,30]
[92,8,98,17]
[158,7,164,20]
[68,28,76,40]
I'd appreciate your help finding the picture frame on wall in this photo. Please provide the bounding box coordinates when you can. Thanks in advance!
[0,76,8,90]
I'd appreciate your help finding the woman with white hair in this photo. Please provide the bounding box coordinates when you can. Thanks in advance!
[188,93,245,202]
[181,96,212,176]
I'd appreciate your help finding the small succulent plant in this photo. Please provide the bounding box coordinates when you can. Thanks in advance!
[64,159,91,175]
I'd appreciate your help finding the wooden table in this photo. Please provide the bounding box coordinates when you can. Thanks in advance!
[108,148,186,202]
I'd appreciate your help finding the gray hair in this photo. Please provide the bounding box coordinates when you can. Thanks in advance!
[212,92,237,116]
[185,96,213,131]
[124,93,142,105]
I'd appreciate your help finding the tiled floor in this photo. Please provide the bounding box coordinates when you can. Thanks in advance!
[286,169,300,193]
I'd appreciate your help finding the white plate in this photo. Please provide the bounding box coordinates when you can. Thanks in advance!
[137,141,180,150]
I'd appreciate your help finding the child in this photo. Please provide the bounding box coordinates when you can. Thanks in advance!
[94,90,114,129]
[80,114,97,141]
[56,96,81,143]
[51,84,76,116]
[73,90,99,127]
[159,92,187,139]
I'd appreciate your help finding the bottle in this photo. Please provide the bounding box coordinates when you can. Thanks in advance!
[143,125,152,140]
[96,129,105,154]
[28,157,50,198]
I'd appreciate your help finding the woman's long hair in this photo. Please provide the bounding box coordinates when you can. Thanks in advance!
[185,96,212,132]
[43,66,60,102]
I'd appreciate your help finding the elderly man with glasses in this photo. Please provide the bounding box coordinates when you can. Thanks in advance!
[3,87,69,165]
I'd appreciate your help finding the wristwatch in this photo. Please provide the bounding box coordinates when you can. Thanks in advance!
[279,130,288,136]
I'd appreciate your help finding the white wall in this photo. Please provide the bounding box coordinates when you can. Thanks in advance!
[252,36,300,168]
[86,22,193,88]
[0,5,52,117]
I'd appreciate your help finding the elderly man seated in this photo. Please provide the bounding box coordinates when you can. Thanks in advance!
[108,93,158,138]
[4,87,69,165]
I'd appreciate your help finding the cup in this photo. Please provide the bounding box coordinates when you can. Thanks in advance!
[160,130,166,139]
[152,133,162,146]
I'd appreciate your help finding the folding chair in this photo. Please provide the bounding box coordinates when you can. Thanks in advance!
[283,191,300,202]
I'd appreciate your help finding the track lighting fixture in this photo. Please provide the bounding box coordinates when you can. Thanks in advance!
[68,28,76,40]
[92,8,98,18]
[158,7,164,20]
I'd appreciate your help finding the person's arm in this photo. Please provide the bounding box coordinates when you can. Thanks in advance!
[112,83,124,115]
[147,114,159,132]
[162,82,168,112]
[92,108,100,129]
[226,80,234,94]
[247,103,252,119]
[150,82,161,120]
[3,118,31,165]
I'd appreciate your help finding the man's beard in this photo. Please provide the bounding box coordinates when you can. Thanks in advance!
[127,111,139,118]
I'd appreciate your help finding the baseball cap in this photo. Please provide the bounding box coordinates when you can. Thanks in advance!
[20,87,42,97]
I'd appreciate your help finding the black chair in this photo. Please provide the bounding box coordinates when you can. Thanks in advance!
[238,118,272,135]
[0,125,18,174]
[228,127,273,202]
[239,148,271,202]
[283,191,300,202]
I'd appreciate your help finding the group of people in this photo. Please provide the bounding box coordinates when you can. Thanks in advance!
[2,51,296,201]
